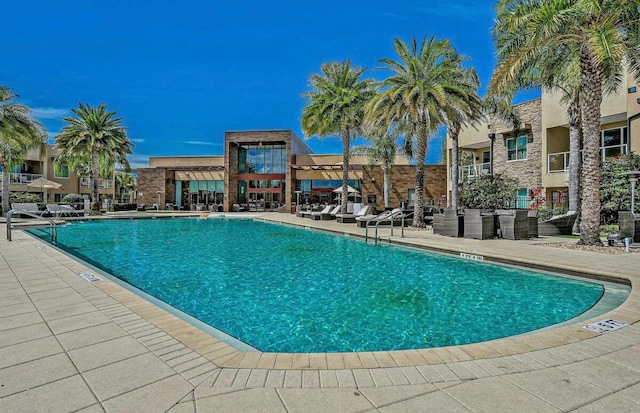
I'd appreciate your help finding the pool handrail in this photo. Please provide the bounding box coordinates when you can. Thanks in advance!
[365,208,408,245]
[6,209,60,244]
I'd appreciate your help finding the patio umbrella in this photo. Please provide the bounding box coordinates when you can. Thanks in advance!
[332,185,360,195]
[27,177,63,203]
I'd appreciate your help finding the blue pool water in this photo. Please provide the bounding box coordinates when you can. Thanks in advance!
[30,218,607,353]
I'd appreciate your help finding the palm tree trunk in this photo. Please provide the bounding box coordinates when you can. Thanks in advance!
[383,162,391,209]
[1,159,10,216]
[412,123,428,228]
[578,47,603,246]
[567,97,581,214]
[91,151,101,212]
[340,127,350,214]
[450,127,460,209]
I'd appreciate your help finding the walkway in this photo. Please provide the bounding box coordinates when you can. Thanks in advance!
[1,212,640,412]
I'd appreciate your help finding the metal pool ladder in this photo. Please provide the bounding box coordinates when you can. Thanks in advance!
[6,209,60,244]
[365,210,412,246]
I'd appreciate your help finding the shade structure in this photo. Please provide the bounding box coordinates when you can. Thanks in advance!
[332,185,360,194]
[26,177,63,203]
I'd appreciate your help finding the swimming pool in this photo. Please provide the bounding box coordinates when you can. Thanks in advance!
[28,218,624,353]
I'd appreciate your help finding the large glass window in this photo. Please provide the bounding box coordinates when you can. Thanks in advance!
[507,136,527,161]
[54,164,70,179]
[601,127,628,159]
[237,143,286,174]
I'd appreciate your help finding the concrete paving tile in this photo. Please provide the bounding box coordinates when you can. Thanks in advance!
[0,322,51,348]
[430,364,459,382]
[264,369,285,388]
[283,369,302,388]
[572,394,640,412]
[301,370,320,388]
[445,376,560,413]
[319,370,339,388]
[166,351,200,367]
[102,374,193,413]
[559,357,640,391]
[23,280,69,293]
[213,368,238,387]
[415,365,445,383]
[56,322,127,351]
[166,400,196,413]
[369,368,393,386]
[0,287,25,299]
[0,301,36,318]
[504,367,610,411]
[0,354,78,397]
[352,369,374,388]
[0,293,30,308]
[34,293,87,310]
[174,357,210,374]
[385,367,411,385]
[400,366,429,384]
[230,369,250,387]
[182,361,218,381]
[0,336,63,369]
[83,352,175,401]
[68,335,149,372]
[196,388,286,413]
[379,388,472,412]
[447,362,477,380]
[76,403,106,413]
[604,345,640,372]
[279,387,374,413]
[360,383,439,407]
[246,369,268,388]
[617,383,640,404]
[0,374,97,413]
[40,301,99,321]
[48,311,111,334]
[29,287,79,301]
[335,369,356,387]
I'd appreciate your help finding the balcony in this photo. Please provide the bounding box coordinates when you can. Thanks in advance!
[547,151,570,173]
[0,172,44,185]
[80,177,114,189]
[458,163,490,181]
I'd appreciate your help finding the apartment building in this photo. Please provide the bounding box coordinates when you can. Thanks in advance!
[0,145,117,202]
[448,72,640,209]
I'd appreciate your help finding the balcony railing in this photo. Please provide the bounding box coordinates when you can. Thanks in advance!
[547,151,570,173]
[0,172,44,185]
[80,177,114,189]
[458,163,490,181]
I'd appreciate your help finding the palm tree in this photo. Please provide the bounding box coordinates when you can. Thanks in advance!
[352,124,403,209]
[443,68,483,209]
[301,60,375,213]
[0,87,47,216]
[370,36,476,227]
[55,103,132,212]
[492,0,640,245]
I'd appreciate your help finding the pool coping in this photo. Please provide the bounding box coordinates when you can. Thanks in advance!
[13,211,640,374]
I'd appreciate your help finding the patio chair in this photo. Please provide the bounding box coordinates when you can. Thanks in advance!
[45,204,63,218]
[442,208,464,237]
[463,209,493,240]
[310,205,333,220]
[619,211,640,241]
[336,205,373,223]
[11,203,46,218]
[498,210,529,240]
[355,208,404,228]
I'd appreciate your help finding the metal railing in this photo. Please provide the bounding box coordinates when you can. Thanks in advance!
[365,209,410,246]
[6,209,60,244]
[80,177,114,189]
[0,172,44,185]
[458,163,490,181]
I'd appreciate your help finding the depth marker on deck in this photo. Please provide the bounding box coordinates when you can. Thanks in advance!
[78,272,101,282]
[583,319,628,334]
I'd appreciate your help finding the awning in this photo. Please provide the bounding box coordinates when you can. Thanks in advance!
[175,171,225,181]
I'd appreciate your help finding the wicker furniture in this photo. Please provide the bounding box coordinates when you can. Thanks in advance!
[619,211,640,241]
[528,210,538,238]
[442,208,464,237]
[538,212,577,236]
[463,209,493,240]
[498,210,529,240]
[432,212,444,235]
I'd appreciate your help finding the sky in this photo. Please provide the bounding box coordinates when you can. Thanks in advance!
[2,0,536,168]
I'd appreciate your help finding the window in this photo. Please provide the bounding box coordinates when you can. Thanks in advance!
[507,136,527,161]
[407,189,416,207]
[601,127,628,159]
[54,164,70,179]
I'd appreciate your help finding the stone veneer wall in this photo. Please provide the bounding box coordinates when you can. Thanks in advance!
[137,168,167,209]
[491,99,543,192]
[361,164,447,210]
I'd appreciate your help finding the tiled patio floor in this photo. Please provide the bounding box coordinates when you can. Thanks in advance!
[1,212,639,412]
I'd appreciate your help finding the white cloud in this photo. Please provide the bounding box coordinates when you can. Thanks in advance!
[30,107,69,119]
[185,140,219,147]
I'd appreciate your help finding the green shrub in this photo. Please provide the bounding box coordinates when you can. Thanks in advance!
[9,192,40,203]
[61,193,84,203]
[460,174,519,210]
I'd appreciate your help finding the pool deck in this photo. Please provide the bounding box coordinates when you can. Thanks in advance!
[1,211,640,412]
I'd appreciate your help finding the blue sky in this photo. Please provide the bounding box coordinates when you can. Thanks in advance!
[2,0,532,168]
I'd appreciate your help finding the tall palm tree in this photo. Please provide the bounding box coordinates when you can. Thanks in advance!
[352,124,403,209]
[370,36,476,227]
[0,87,47,216]
[492,0,640,245]
[55,103,132,212]
[443,67,483,209]
[301,60,375,213]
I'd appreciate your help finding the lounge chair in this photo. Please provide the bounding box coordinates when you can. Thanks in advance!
[463,209,493,240]
[336,205,373,223]
[538,211,577,236]
[11,203,46,218]
[321,205,341,220]
[356,208,404,228]
[310,205,334,220]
